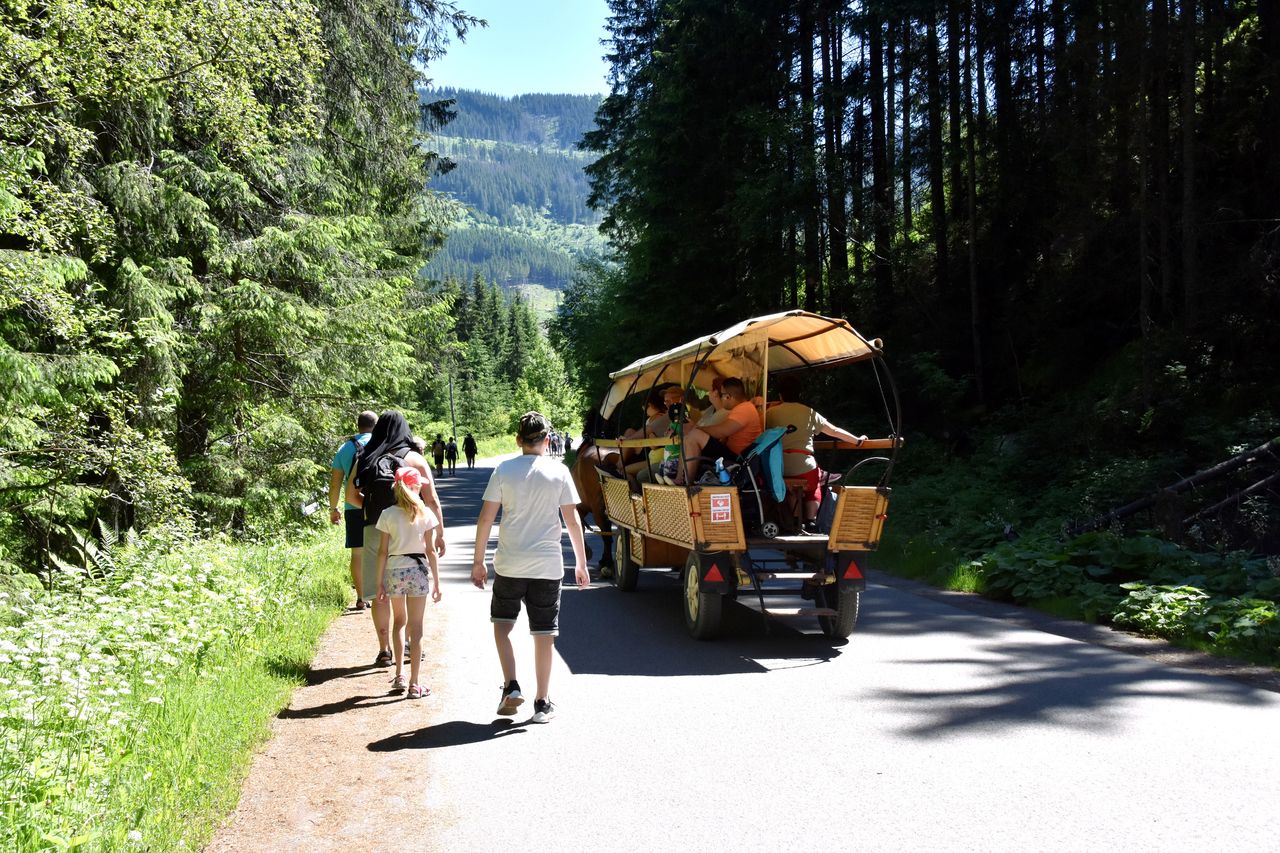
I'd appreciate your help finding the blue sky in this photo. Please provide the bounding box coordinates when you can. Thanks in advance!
[426,0,611,96]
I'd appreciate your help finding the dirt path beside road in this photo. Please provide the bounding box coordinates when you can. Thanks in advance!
[208,455,558,853]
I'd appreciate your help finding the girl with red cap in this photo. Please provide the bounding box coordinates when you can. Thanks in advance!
[375,465,442,699]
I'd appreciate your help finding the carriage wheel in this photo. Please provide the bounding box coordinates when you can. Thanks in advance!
[613,528,639,591]
[816,584,861,638]
[682,552,722,640]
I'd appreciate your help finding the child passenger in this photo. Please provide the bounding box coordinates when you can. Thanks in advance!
[375,466,442,699]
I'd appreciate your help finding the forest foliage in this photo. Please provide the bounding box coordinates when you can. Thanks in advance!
[559,0,1280,555]
[0,1,580,581]
[420,90,606,293]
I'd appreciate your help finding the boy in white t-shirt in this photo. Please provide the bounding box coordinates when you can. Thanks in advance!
[471,411,588,723]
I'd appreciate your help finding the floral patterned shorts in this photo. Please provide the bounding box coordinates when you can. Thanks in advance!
[387,555,432,597]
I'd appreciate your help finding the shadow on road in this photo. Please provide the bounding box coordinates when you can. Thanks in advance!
[557,572,846,677]
[278,693,403,720]
[366,719,529,751]
[857,584,1274,738]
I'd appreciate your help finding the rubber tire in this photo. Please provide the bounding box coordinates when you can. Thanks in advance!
[682,552,723,640]
[817,585,861,638]
[613,528,639,591]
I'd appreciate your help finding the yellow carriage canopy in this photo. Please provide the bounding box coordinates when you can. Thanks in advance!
[600,311,882,418]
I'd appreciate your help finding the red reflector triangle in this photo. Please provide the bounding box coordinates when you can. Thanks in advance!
[842,562,863,580]
[703,565,725,583]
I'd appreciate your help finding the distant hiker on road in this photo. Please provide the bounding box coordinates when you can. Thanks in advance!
[328,411,376,610]
[349,412,446,666]
[471,411,588,723]
[374,465,442,699]
[446,436,458,475]
[430,434,445,478]
[462,433,478,469]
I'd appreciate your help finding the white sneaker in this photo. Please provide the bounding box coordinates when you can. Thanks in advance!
[531,698,556,723]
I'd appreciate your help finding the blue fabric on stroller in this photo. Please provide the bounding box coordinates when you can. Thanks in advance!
[722,427,790,536]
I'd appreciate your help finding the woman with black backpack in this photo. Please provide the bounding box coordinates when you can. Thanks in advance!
[348,411,446,666]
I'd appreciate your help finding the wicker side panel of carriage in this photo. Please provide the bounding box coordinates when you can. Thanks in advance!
[690,486,746,551]
[829,486,890,551]
[601,476,639,529]
[642,484,695,545]
[631,530,645,565]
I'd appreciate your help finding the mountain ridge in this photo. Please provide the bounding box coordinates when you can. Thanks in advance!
[420,88,605,297]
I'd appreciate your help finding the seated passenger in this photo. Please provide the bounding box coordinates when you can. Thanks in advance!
[661,384,702,425]
[694,377,728,428]
[765,376,867,532]
[670,377,762,484]
[623,389,671,480]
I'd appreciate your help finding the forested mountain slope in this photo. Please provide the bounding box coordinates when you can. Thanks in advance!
[421,89,605,293]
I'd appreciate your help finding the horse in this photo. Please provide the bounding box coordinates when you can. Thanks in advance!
[570,410,617,576]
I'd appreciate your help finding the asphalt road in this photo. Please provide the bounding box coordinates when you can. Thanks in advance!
[336,456,1280,851]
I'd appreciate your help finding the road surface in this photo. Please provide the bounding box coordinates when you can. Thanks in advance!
[209,454,1280,852]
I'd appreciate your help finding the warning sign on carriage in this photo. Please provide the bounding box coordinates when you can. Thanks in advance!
[710,493,732,523]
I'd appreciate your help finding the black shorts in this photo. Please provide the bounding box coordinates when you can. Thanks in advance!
[490,575,562,636]
[343,509,364,549]
[700,436,740,465]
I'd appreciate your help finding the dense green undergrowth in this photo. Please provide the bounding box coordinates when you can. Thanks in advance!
[878,424,1280,667]
[0,534,347,850]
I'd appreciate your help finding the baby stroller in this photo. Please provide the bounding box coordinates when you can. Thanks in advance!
[719,426,793,538]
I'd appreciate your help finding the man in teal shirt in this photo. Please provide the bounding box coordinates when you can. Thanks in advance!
[329,411,377,608]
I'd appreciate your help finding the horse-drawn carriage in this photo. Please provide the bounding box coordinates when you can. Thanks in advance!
[576,311,903,640]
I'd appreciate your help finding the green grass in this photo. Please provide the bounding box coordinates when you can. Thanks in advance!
[0,533,347,851]
[107,564,344,850]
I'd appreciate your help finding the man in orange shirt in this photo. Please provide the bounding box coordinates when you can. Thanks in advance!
[672,377,761,484]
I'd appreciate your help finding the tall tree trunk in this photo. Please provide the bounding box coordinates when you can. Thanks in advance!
[1263,0,1280,194]
[852,94,866,288]
[1034,0,1047,127]
[800,5,822,312]
[851,50,867,290]
[975,5,988,132]
[886,19,898,224]
[1180,0,1197,328]
[1153,0,1172,315]
[822,2,849,315]
[947,0,965,220]
[870,18,894,319]
[926,15,949,293]
[965,0,984,402]
[1137,0,1154,406]
[901,20,914,235]
[991,0,1017,381]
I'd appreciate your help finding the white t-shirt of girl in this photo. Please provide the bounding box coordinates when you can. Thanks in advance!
[375,504,440,570]
[481,454,580,580]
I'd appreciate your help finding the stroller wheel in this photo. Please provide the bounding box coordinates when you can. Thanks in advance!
[760,521,780,539]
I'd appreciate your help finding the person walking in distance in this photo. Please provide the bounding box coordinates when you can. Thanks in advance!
[445,436,459,476]
[462,433,478,469]
[430,434,445,478]
[328,411,376,610]
[374,465,442,699]
[349,412,446,665]
[471,412,589,723]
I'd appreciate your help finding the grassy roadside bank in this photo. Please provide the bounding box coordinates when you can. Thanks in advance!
[1,534,347,850]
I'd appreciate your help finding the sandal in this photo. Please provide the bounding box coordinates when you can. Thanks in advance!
[390,674,407,692]
[375,649,393,666]
[407,683,430,699]
[354,598,368,611]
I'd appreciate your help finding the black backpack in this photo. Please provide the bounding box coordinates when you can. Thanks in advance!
[355,446,412,526]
